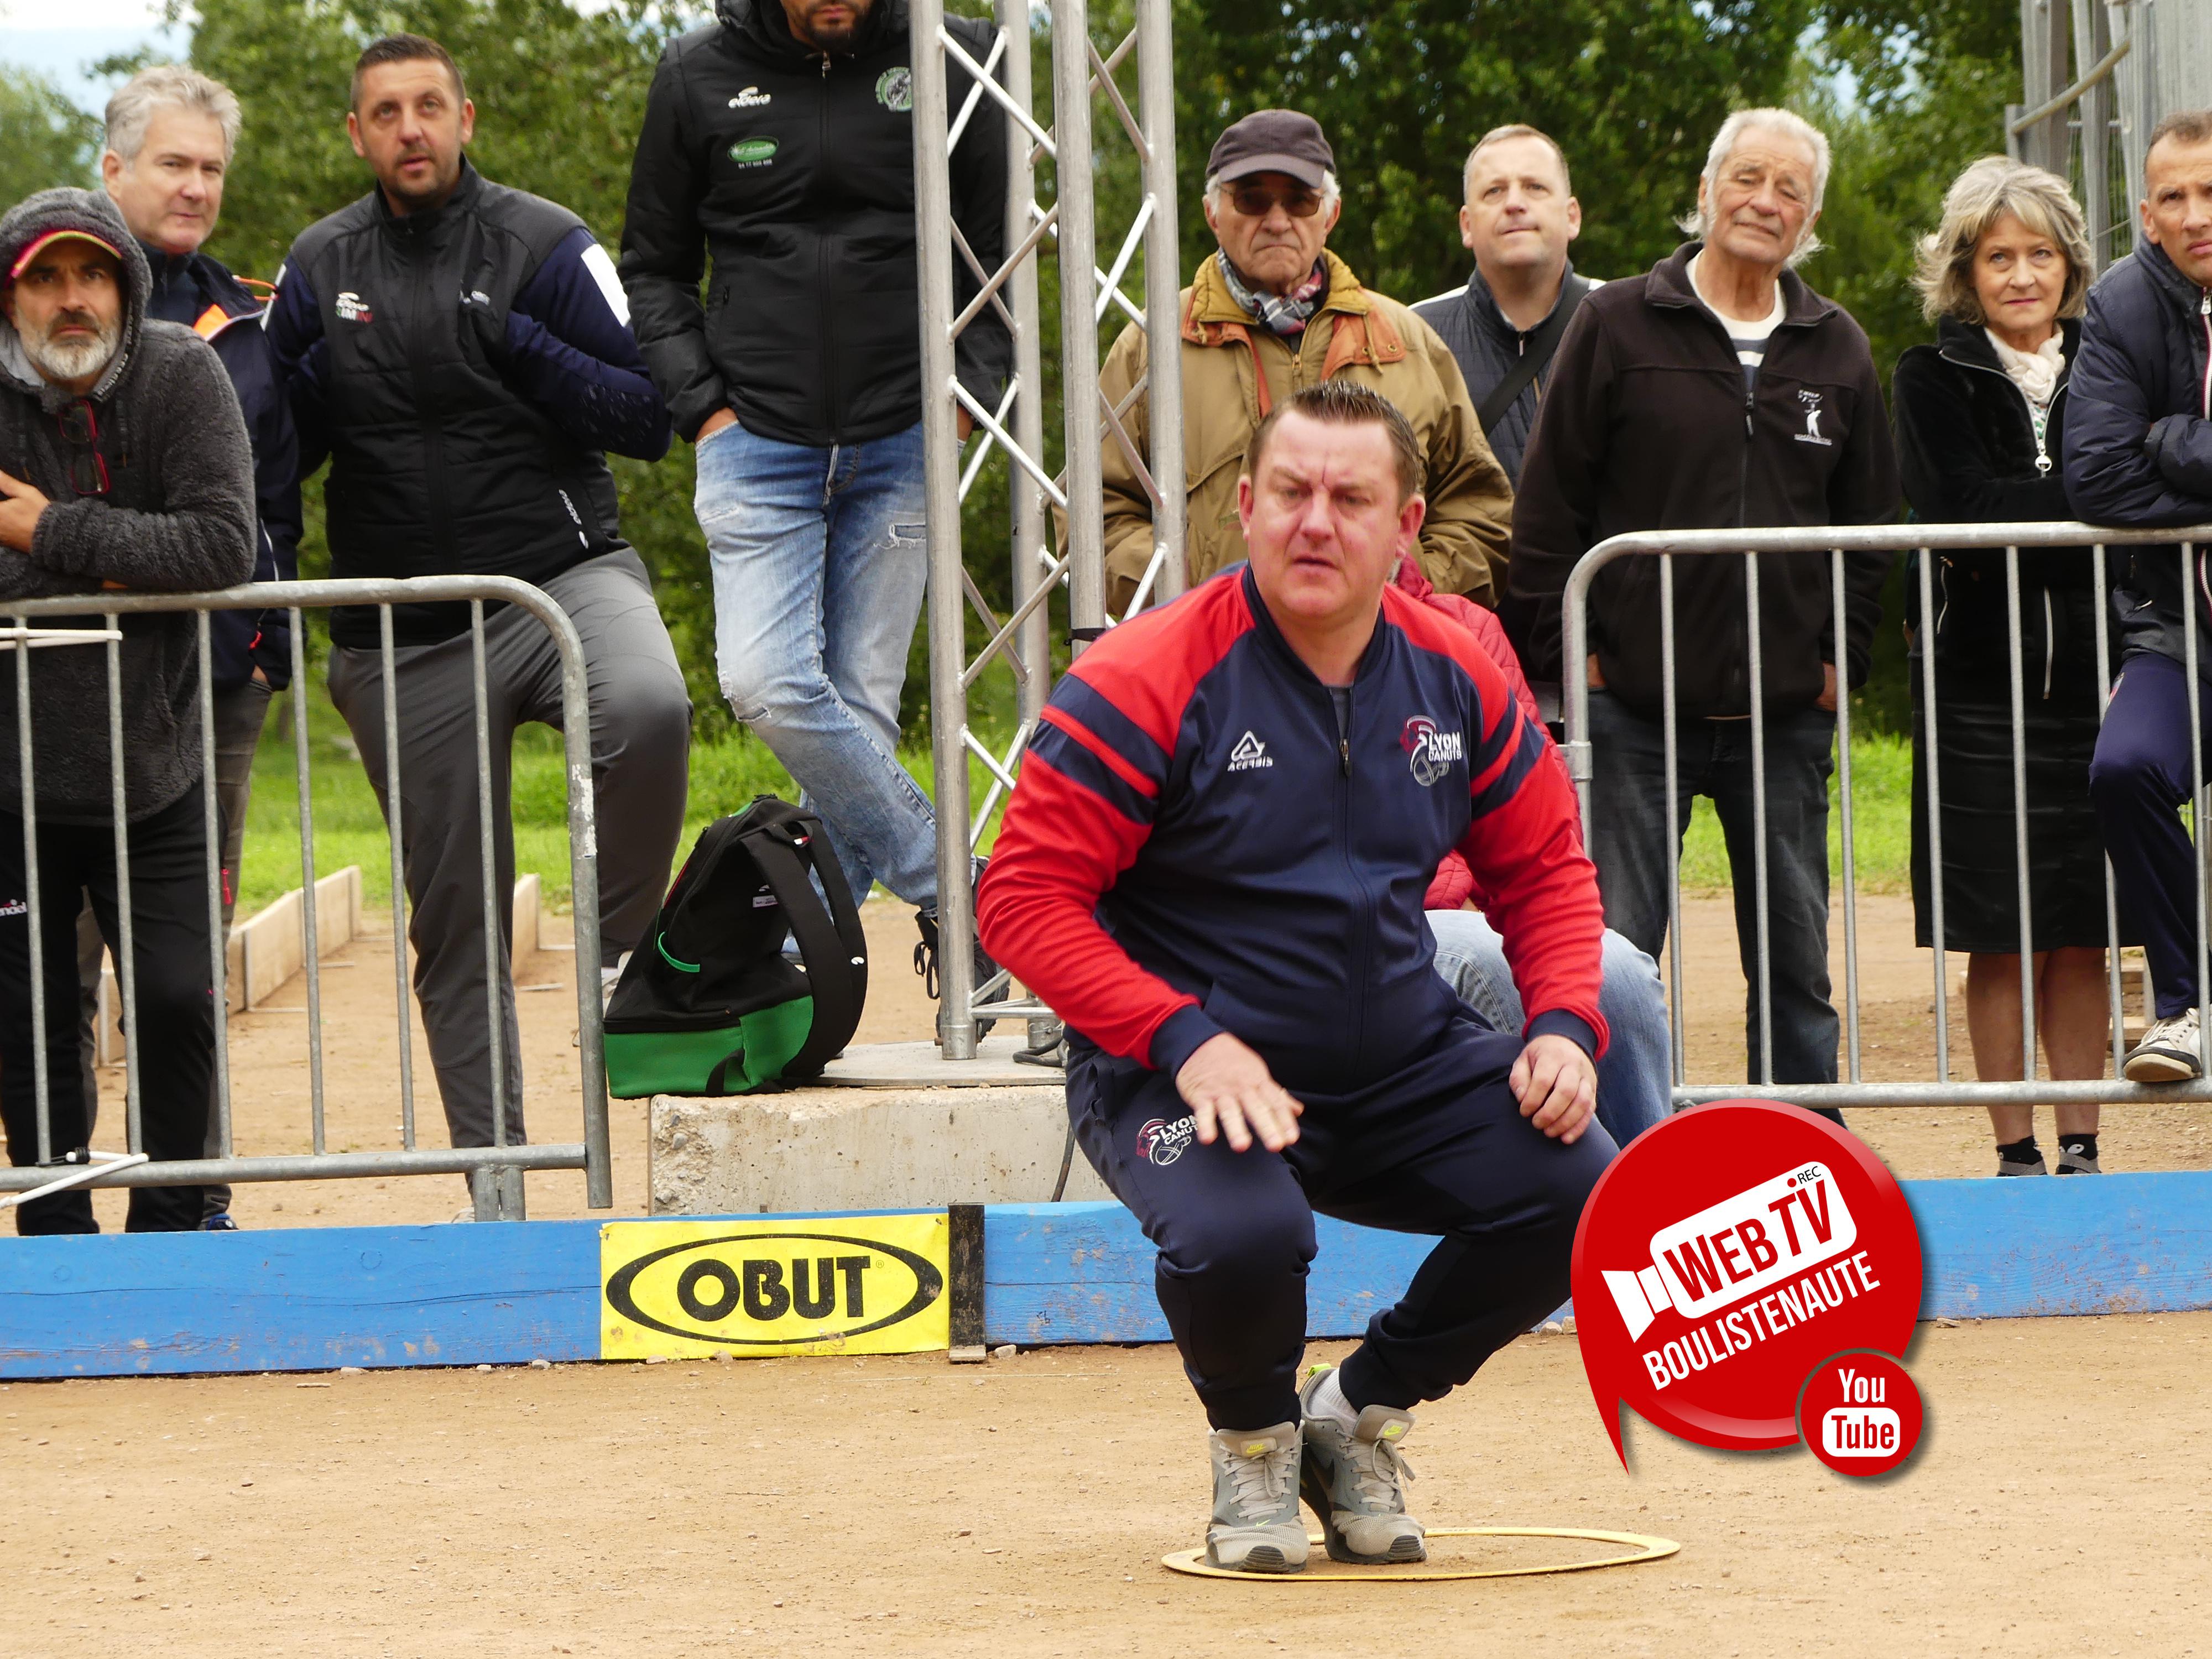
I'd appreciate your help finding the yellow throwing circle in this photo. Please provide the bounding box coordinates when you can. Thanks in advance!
[1161,1526,1679,1583]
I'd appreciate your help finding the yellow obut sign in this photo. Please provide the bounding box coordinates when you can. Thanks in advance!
[599,1213,949,1359]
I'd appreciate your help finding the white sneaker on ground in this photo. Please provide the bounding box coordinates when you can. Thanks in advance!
[1297,1365,1426,1564]
[2124,1008,2204,1083]
[1205,1422,1307,1573]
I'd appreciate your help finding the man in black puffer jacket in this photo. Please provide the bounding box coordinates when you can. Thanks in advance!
[0,186,255,1234]
[2069,108,2212,1085]
[269,35,692,1195]
[619,0,1009,988]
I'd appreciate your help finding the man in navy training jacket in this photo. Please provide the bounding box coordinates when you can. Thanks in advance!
[979,381,1614,1575]
[2070,108,2212,1084]
[84,64,302,1229]
[269,35,691,1213]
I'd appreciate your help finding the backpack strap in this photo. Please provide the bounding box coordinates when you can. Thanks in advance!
[736,817,870,1079]
[1476,274,1590,437]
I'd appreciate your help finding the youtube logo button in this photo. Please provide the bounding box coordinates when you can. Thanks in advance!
[1798,1349,1924,1478]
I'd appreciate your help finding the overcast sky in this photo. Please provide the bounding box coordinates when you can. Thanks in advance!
[2,2,186,113]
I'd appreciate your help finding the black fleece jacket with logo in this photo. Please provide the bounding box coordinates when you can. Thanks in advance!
[619,0,1010,446]
[1504,242,1901,718]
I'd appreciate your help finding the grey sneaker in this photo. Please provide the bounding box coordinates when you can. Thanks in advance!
[2124,1009,2203,1082]
[1204,1422,1307,1573]
[1297,1367,1426,1564]
[2056,1139,2104,1175]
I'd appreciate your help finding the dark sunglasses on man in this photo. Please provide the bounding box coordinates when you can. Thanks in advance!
[55,399,109,497]
[1227,184,1324,220]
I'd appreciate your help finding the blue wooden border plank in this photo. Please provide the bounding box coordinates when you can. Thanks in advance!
[0,1221,605,1378]
[7,1177,2212,1379]
[1907,1172,2212,1318]
[982,1175,2212,1344]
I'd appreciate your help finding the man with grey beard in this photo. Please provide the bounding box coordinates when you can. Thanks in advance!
[0,186,255,1234]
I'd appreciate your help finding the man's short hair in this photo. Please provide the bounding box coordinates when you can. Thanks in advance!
[1912,155,2091,325]
[1462,124,1572,199]
[2146,108,2212,167]
[1678,107,1832,267]
[1244,381,1425,505]
[104,65,241,164]
[351,34,466,113]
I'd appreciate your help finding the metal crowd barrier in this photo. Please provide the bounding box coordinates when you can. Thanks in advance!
[911,0,1185,1055]
[1563,520,2212,1113]
[0,575,609,1218]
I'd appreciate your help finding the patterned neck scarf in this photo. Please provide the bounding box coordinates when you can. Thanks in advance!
[1218,251,1328,337]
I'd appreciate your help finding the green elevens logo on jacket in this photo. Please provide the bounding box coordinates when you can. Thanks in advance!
[729,136,779,166]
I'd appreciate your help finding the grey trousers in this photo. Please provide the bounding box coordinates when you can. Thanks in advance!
[76,677,272,1217]
[326,550,691,1149]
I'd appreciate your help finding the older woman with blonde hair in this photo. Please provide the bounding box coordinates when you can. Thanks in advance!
[1895,155,2115,1176]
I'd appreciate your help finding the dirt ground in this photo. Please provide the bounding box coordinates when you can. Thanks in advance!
[75,896,947,1232]
[24,896,2212,1655]
[5,1315,2208,1658]
[70,890,2212,1232]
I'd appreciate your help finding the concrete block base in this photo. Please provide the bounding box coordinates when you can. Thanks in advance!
[649,1082,1109,1215]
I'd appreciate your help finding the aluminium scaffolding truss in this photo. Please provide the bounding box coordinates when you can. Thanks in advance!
[909,0,1186,1056]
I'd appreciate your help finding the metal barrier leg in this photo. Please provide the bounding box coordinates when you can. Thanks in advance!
[15,614,51,1164]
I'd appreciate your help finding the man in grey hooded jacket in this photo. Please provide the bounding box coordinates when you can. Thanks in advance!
[0,186,255,1233]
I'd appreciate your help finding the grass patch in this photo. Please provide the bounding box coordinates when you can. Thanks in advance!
[234,696,1016,919]
[1678,732,1911,896]
[239,700,1910,920]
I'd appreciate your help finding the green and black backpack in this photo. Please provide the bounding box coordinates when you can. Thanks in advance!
[602,797,869,1097]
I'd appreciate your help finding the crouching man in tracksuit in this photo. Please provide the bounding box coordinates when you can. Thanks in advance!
[979,381,1614,1573]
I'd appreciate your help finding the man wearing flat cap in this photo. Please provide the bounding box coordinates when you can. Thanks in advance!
[1095,109,1512,617]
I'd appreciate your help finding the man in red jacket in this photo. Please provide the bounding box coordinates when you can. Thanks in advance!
[980,382,1614,1574]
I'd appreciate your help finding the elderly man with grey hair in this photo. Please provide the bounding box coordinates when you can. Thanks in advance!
[1095,108,1511,617]
[1504,107,1901,1105]
[78,63,301,1229]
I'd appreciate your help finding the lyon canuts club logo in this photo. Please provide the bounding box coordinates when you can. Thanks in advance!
[1137,1116,1196,1167]
[1401,715,1465,787]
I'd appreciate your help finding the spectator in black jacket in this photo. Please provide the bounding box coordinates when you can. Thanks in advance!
[0,187,255,1233]
[1506,108,1900,1100]
[1895,156,2110,1176]
[1413,124,1593,488]
[2071,109,2212,1085]
[619,0,1010,994]
[268,36,690,1201]
[85,64,301,1227]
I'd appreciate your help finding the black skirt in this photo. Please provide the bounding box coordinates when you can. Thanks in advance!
[1908,666,2120,953]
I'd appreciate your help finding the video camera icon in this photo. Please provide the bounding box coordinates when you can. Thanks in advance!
[1600,1162,1858,1340]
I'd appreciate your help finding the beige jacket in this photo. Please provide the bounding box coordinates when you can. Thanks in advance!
[1097,249,1513,615]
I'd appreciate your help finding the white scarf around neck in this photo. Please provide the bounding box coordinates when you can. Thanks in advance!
[1986,326,2065,408]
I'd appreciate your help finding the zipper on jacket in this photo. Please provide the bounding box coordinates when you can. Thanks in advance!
[820,59,838,434]
[1331,678,1368,1074]
[1943,347,2060,473]
[2200,291,2210,419]
[2043,588,2054,701]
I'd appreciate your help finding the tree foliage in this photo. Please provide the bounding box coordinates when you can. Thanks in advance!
[0,65,102,204]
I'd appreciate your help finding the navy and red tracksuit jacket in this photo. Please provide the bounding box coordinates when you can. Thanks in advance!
[978,565,1608,1097]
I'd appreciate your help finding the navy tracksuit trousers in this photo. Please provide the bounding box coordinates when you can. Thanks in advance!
[2091,651,2212,1016]
[1069,1009,1616,1431]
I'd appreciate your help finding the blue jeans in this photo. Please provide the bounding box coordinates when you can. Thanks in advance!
[1587,690,1839,1093]
[697,418,938,909]
[1426,907,1672,1146]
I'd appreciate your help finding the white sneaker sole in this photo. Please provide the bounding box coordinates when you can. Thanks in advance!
[2123,1047,2202,1083]
[1204,1535,1307,1574]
